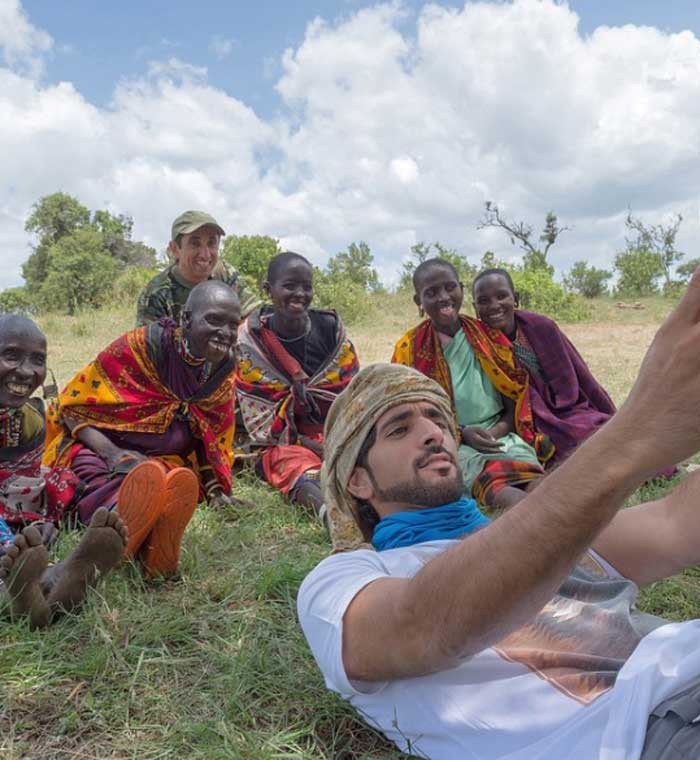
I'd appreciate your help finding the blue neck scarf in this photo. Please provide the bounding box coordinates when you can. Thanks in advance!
[371,496,491,551]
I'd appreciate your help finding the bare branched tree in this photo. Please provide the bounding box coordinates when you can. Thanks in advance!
[477,202,570,270]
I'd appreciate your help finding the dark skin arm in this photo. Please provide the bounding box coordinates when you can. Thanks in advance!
[65,418,147,470]
[460,395,515,452]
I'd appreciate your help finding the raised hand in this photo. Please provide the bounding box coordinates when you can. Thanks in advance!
[614,268,700,472]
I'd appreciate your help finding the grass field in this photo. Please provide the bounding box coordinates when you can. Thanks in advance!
[1,294,697,759]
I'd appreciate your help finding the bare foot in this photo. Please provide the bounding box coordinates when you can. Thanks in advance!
[46,508,127,616]
[0,526,50,629]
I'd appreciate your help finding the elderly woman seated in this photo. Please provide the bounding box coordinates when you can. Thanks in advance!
[42,281,240,579]
[392,259,552,511]
[0,315,126,629]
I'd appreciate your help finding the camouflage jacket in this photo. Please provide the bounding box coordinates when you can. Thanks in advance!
[135,263,260,326]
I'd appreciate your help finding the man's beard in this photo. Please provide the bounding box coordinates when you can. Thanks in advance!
[367,445,464,509]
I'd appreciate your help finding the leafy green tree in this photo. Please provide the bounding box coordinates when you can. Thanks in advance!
[37,228,118,314]
[92,210,156,268]
[477,203,568,277]
[23,193,91,292]
[221,235,281,294]
[563,261,612,298]
[0,287,34,315]
[23,194,157,299]
[327,242,383,293]
[614,248,665,297]
[398,242,476,290]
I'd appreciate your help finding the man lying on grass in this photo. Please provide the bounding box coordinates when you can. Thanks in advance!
[0,315,126,629]
[298,270,700,760]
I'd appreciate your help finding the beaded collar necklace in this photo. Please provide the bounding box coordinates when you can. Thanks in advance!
[0,406,23,448]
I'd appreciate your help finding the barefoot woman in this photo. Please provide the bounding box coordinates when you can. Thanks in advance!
[0,315,126,628]
[392,259,552,511]
[236,252,359,519]
[43,281,239,578]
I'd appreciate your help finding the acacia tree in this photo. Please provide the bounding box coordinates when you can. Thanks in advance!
[476,202,570,275]
[623,211,683,288]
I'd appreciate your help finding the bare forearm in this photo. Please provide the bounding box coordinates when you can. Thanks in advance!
[68,421,121,462]
[386,413,648,676]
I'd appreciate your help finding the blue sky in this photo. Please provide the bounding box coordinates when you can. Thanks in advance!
[24,0,700,117]
[4,0,700,288]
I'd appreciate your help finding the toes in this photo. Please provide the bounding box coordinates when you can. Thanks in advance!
[89,508,110,528]
[13,534,27,551]
[104,510,120,528]
[4,544,19,561]
[22,526,43,547]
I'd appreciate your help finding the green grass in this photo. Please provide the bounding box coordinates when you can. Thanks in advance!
[2,294,699,758]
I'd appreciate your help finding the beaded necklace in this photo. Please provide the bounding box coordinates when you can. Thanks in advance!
[175,329,212,382]
[0,406,23,448]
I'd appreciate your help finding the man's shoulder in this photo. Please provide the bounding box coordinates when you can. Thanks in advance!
[140,266,176,295]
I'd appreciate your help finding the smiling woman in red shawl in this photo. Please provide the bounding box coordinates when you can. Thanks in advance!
[0,316,80,550]
[236,252,359,520]
[392,259,553,511]
[473,269,615,466]
[43,281,239,578]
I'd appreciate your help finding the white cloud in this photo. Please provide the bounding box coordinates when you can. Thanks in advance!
[209,35,235,61]
[0,0,51,75]
[3,0,700,291]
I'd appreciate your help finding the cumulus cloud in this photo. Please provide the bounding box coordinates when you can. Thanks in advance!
[0,0,51,75]
[2,0,700,290]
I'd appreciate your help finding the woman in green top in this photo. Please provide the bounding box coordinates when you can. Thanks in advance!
[392,259,549,510]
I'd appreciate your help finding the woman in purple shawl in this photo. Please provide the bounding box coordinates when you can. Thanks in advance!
[472,269,615,465]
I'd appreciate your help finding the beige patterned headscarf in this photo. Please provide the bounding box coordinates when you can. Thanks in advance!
[322,363,455,552]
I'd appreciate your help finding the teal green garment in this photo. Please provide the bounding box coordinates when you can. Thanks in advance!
[443,329,540,490]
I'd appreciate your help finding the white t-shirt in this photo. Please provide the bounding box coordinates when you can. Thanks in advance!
[297,540,700,759]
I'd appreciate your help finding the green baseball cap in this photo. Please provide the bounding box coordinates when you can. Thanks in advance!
[171,210,225,240]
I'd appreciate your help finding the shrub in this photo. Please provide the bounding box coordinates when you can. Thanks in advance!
[614,248,664,297]
[111,266,159,305]
[312,269,375,325]
[0,286,35,315]
[563,261,612,298]
[512,267,590,322]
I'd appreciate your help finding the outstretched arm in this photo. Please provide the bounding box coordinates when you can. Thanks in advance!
[343,271,700,682]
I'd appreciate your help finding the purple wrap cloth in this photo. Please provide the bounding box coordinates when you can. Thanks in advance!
[514,311,616,464]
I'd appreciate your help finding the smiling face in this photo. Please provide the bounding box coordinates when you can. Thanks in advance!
[182,285,241,365]
[472,273,518,337]
[348,400,463,517]
[169,224,222,284]
[264,257,314,327]
[413,263,464,336]
[0,320,47,409]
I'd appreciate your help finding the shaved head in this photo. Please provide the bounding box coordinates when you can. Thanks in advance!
[184,280,240,317]
[0,314,44,343]
[182,280,241,364]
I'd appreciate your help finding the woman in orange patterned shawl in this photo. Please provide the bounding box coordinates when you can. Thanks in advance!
[43,281,240,577]
[392,259,552,511]
[236,252,359,520]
